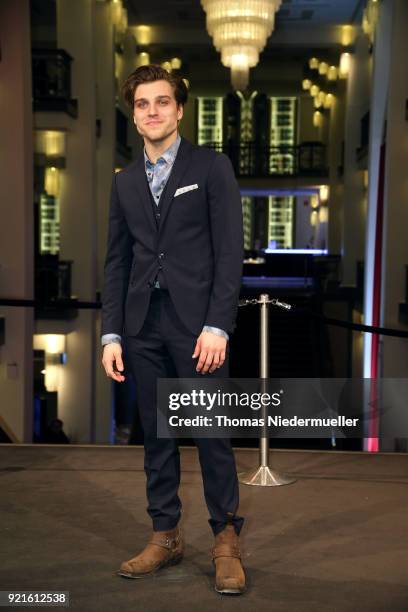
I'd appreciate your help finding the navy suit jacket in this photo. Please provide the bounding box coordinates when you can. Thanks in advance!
[101,136,244,338]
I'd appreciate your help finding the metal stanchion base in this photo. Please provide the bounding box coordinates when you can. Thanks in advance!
[239,466,296,487]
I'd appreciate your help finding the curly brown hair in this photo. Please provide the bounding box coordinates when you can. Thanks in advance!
[121,64,188,110]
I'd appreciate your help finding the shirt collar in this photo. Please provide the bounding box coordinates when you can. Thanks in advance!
[144,133,181,168]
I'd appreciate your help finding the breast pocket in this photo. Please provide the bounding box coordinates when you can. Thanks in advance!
[172,186,208,227]
[174,186,200,200]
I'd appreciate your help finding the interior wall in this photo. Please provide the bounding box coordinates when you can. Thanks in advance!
[363,0,394,377]
[381,0,408,378]
[56,0,98,442]
[0,0,34,442]
[342,30,372,286]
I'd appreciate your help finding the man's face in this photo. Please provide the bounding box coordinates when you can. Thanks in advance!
[133,79,183,143]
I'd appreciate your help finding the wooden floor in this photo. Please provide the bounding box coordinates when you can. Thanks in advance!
[0,445,407,611]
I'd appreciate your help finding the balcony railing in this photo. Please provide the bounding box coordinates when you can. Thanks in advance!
[35,255,77,319]
[204,142,328,177]
[32,49,78,118]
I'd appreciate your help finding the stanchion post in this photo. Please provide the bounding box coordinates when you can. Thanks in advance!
[239,294,296,487]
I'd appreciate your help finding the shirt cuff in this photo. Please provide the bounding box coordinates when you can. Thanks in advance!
[101,334,122,347]
[202,326,229,341]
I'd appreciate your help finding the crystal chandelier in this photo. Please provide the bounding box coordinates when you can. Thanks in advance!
[201,0,282,91]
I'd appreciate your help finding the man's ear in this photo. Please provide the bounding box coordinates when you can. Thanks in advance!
[177,104,184,122]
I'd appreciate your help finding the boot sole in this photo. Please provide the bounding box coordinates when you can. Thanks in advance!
[215,585,245,595]
[116,552,183,579]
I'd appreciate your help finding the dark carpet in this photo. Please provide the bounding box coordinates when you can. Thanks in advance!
[0,445,407,611]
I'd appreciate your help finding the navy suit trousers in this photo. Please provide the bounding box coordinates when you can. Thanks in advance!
[123,289,244,536]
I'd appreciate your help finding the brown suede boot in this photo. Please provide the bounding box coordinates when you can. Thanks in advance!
[117,526,183,579]
[212,519,246,595]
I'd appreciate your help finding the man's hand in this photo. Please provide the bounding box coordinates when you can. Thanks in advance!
[192,331,227,374]
[102,343,126,382]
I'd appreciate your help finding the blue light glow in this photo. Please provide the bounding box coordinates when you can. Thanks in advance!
[263,248,328,255]
[240,188,319,197]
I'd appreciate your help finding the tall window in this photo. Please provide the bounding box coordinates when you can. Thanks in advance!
[197,97,223,145]
[242,196,253,250]
[269,97,297,174]
[268,196,294,249]
[40,193,60,254]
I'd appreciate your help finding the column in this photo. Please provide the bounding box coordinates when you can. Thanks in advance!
[0,0,34,442]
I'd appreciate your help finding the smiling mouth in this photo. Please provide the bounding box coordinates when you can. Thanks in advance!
[146,121,162,125]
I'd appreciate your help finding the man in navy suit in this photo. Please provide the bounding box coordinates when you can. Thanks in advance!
[101,65,245,594]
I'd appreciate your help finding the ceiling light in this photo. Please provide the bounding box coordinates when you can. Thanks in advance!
[318,62,329,75]
[45,167,60,197]
[319,185,329,202]
[362,0,380,43]
[327,65,338,81]
[170,57,182,70]
[313,111,323,128]
[133,25,152,45]
[111,0,127,34]
[339,52,351,78]
[310,84,320,97]
[201,0,282,91]
[341,25,353,46]
[137,52,150,66]
[310,195,319,209]
[319,206,328,223]
[34,334,66,354]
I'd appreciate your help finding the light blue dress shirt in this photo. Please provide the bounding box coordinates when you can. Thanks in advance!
[101,133,228,346]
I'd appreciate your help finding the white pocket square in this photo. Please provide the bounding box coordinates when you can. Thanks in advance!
[174,184,199,197]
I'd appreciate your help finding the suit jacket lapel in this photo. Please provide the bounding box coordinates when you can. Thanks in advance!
[132,152,158,234]
[158,136,192,235]
[131,136,193,235]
